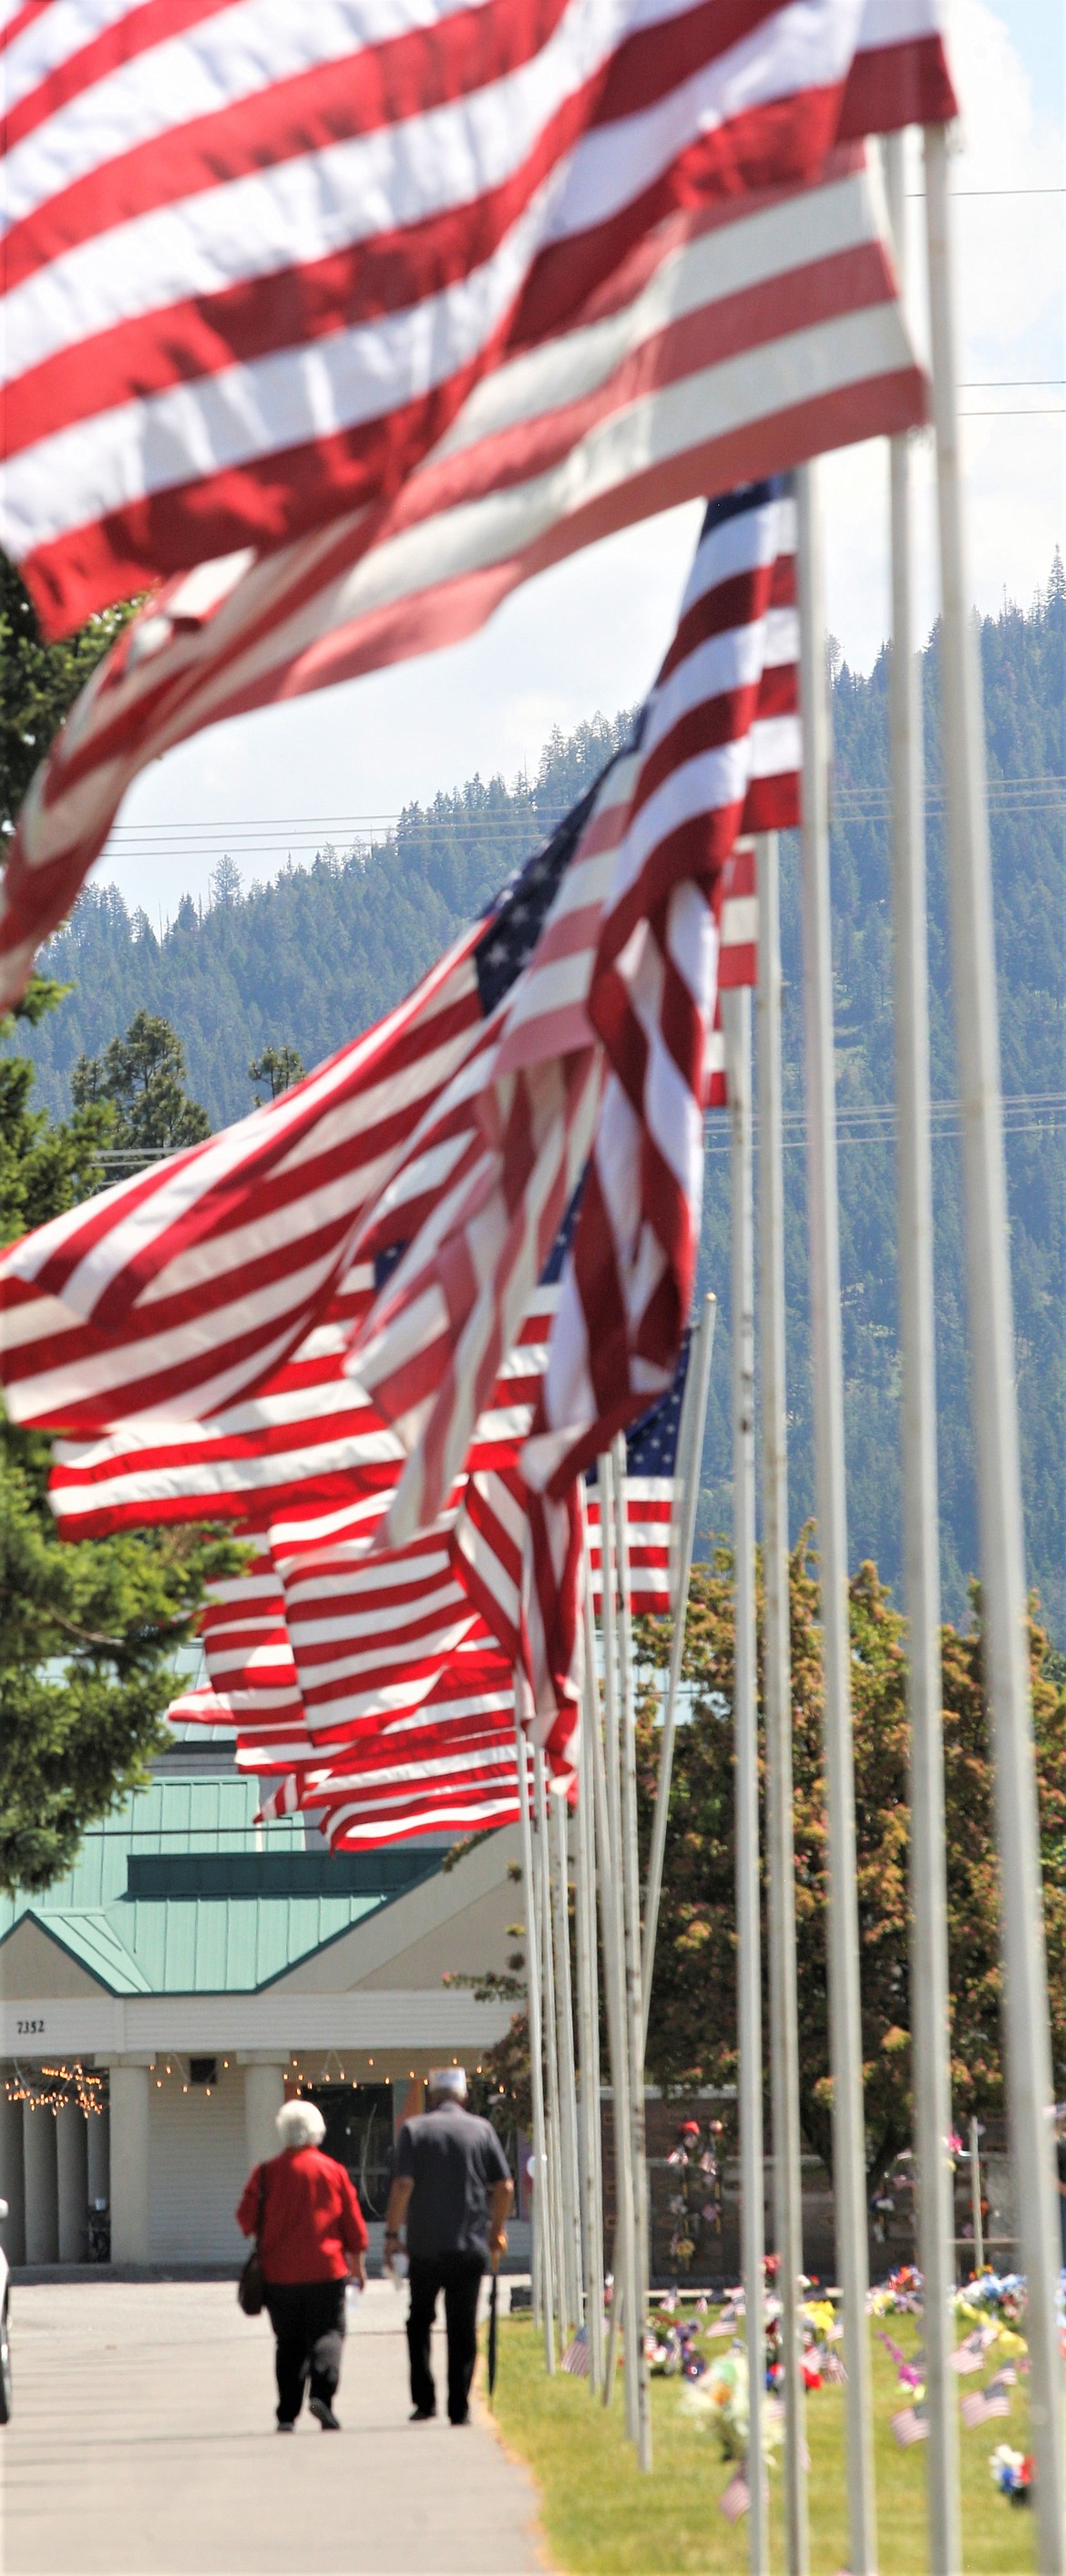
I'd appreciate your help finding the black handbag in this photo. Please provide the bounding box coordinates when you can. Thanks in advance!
[238,2164,268,2316]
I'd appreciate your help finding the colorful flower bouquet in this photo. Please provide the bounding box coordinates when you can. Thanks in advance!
[989,2445,1033,2506]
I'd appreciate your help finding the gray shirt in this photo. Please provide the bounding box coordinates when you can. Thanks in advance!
[395,2100,511,2260]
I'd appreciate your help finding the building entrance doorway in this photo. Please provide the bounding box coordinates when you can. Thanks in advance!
[307,2083,395,2222]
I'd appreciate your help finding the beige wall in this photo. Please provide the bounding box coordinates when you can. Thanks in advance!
[0,1918,108,2000]
[276,1828,522,1995]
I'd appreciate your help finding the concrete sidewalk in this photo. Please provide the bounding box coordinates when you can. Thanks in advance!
[1,2279,545,2576]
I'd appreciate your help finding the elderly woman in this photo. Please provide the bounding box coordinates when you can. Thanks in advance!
[237,2098,367,2432]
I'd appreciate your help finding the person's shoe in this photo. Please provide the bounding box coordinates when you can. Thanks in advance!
[409,2406,436,2421]
[276,2420,295,2433]
[310,2396,341,2430]
[449,2412,470,2427]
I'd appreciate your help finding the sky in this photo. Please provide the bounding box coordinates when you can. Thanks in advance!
[94,0,1065,923]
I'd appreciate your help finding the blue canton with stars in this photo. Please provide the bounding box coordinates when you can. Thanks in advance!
[472,744,634,1019]
[585,1329,692,1485]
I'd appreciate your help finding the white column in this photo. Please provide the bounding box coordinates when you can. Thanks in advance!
[796,462,876,2575]
[56,2106,89,2263]
[87,2100,110,2211]
[108,2066,150,2265]
[23,2106,58,2265]
[924,123,1064,2575]
[243,2062,286,2171]
[723,983,765,2571]
[0,2090,26,2269]
[884,126,960,2576]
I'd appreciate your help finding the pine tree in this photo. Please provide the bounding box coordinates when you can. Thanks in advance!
[0,984,242,1895]
[72,1009,210,1155]
[248,1042,305,1103]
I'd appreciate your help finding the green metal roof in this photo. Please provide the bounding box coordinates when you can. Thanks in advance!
[0,1772,445,1997]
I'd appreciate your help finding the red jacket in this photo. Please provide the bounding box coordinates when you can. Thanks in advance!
[237,2147,368,2285]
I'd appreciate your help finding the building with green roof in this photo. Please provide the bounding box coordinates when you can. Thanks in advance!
[0,1753,521,2271]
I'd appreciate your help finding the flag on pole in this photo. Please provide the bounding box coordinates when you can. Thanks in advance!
[349,480,798,1534]
[0,798,591,1434]
[585,1333,692,1616]
[524,477,797,1497]
[0,133,933,1007]
[2,0,954,641]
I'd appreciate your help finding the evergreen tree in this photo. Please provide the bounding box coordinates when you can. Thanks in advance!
[0,557,138,837]
[0,986,241,1896]
[72,1009,210,1155]
[249,1042,305,1103]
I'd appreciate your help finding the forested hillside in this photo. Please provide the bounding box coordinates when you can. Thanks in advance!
[13,575,1064,1636]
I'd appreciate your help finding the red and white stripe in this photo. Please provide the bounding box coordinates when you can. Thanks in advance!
[0,933,489,1428]
[349,487,797,1532]
[46,1269,557,1541]
[1,0,953,647]
[0,145,928,1008]
[585,1480,673,1614]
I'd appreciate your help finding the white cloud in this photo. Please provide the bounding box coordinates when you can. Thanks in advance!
[101,0,1063,915]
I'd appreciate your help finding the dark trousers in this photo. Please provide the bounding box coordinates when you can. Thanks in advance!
[264,2278,345,2425]
[406,2253,485,2423]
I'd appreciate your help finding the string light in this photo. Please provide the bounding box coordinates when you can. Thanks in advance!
[5,2062,105,2118]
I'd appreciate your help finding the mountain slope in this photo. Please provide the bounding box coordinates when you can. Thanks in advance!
[12,581,1064,1635]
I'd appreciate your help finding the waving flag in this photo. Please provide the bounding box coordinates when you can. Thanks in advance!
[527,479,797,1493]
[0,137,931,1007]
[2,0,954,643]
[261,1662,528,1849]
[0,799,589,1434]
[585,1330,692,1615]
[356,477,796,1533]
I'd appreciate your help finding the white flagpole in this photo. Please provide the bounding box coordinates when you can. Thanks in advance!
[641,1291,718,2031]
[515,1709,555,2373]
[723,984,766,2571]
[594,1454,639,2437]
[883,130,961,2576]
[535,1740,569,2351]
[575,1689,606,2388]
[551,1783,585,2335]
[756,826,809,2576]
[796,460,876,2576]
[612,1431,652,2473]
[924,124,1065,2571]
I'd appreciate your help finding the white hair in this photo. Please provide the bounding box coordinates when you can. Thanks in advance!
[428,2067,467,2099]
[276,2097,326,2150]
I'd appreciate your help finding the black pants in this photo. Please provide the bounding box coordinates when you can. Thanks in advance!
[406,2253,485,2423]
[264,2279,345,2425]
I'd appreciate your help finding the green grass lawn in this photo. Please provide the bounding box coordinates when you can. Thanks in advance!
[486,2313,1040,2574]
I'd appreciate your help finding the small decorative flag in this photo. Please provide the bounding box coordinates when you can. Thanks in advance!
[719,2470,751,2524]
[961,2385,1012,2431]
[561,2330,590,2378]
[891,2406,929,2448]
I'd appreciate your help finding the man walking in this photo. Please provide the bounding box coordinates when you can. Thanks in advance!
[384,2068,514,2425]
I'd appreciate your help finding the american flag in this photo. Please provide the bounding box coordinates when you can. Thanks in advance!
[960,2384,1012,2431]
[0,795,595,1438]
[0,136,932,1007]
[2,0,953,642]
[585,1332,692,1616]
[350,481,798,1542]
[524,479,797,1500]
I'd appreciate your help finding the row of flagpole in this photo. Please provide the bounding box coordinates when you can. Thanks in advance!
[511,118,1061,2576]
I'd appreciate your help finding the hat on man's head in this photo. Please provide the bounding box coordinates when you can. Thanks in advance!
[428,2067,468,2098]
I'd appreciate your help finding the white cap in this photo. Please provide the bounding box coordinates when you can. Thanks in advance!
[428,2067,467,2098]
